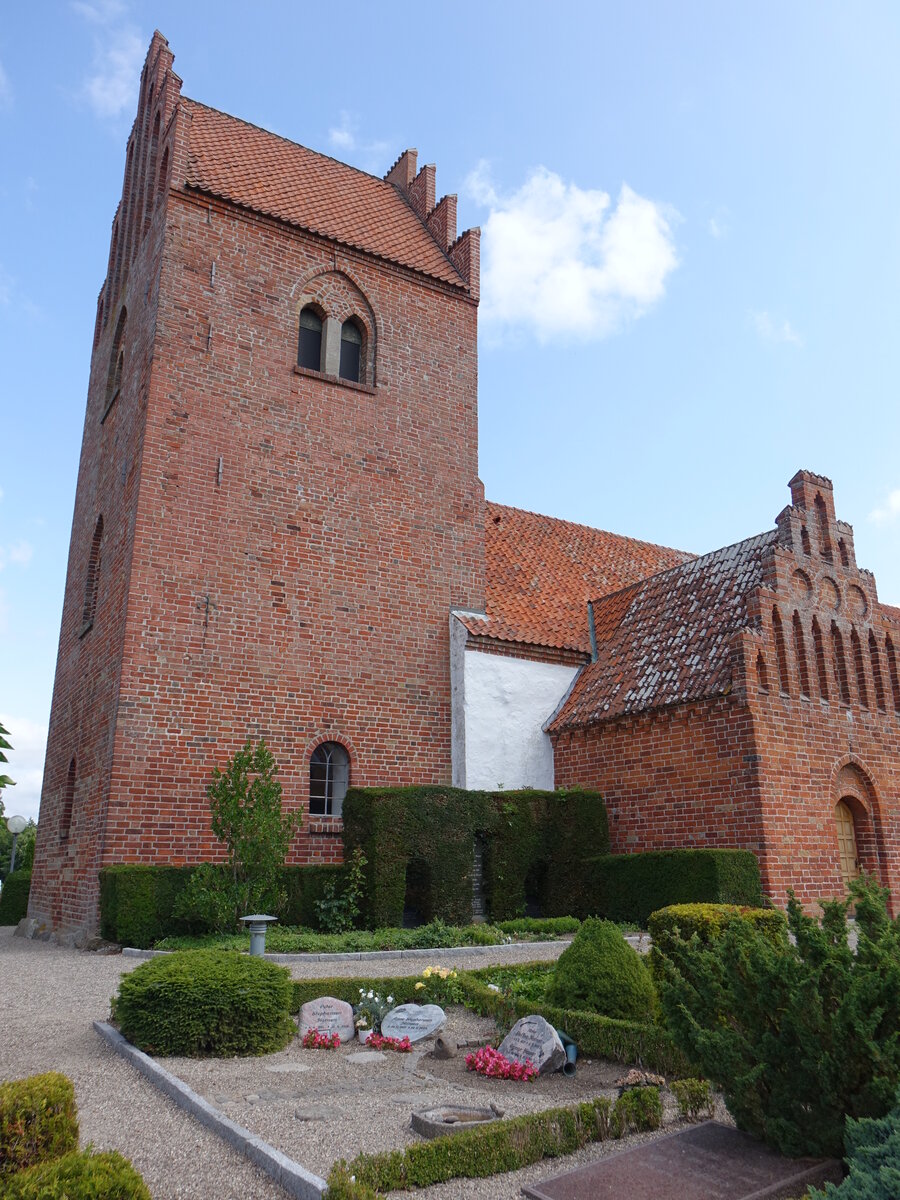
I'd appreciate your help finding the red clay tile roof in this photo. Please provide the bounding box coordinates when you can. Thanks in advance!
[459,503,693,653]
[181,99,465,287]
[548,530,777,730]
[881,603,900,627]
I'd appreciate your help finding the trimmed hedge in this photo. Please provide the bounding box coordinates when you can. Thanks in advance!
[342,785,608,928]
[4,1150,152,1199]
[0,869,31,925]
[289,965,688,1075]
[0,1072,78,1178]
[587,849,763,925]
[98,862,343,947]
[111,950,295,1056]
[329,1089,661,1195]
[545,918,657,1022]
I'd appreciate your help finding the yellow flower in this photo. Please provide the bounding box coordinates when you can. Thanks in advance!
[422,968,432,979]
[415,981,425,990]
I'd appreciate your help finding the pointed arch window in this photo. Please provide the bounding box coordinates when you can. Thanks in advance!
[812,616,829,701]
[298,306,324,372]
[792,612,811,697]
[60,757,76,843]
[81,516,103,633]
[850,628,869,708]
[772,607,790,694]
[309,742,350,818]
[869,631,886,711]
[339,318,362,383]
[831,622,851,705]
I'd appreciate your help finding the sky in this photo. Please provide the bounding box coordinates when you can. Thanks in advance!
[2,2,900,822]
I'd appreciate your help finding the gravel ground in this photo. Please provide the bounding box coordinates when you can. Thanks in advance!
[0,929,722,1199]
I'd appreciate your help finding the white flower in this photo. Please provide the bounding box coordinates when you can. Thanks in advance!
[387,996,394,1004]
[367,991,373,999]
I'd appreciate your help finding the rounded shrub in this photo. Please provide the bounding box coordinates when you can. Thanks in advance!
[5,1150,151,1199]
[111,950,295,1056]
[545,918,657,1022]
[0,1072,78,1178]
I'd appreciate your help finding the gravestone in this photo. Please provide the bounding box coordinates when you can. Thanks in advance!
[522,1122,843,1200]
[298,996,355,1042]
[497,1014,565,1075]
[381,1003,446,1042]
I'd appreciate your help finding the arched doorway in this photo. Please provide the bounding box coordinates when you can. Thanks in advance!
[834,799,860,893]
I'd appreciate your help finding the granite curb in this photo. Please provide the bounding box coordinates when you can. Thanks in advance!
[122,935,647,961]
[93,1021,327,1200]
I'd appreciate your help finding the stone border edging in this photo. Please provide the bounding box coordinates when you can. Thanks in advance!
[123,934,648,961]
[93,1021,327,1199]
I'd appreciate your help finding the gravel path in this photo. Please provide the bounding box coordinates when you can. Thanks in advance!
[0,930,711,1199]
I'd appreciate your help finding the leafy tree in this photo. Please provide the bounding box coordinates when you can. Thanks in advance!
[656,876,900,1158]
[0,720,15,791]
[175,740,300,931]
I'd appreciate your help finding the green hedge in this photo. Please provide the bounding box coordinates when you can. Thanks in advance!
[99,862,344,947]
[587,849,763,925]
[288,966,687,1076]
[0,870,31,925]
[647,902,787,954]
[4,1150,152,1199]
[111,950,295,1056]
[342,786,608,928]
[329,1089,661,1195]
[0,1072,78,1178]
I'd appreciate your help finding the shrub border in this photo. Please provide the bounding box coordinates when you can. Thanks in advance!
[92,1021,326,1199]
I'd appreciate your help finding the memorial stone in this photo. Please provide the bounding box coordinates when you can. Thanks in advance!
[381,1003,446,1042]
[498,1014,566,1075]
[298,996,355,1042]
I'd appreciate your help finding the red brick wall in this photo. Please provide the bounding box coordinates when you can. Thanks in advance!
[32,46,484,933]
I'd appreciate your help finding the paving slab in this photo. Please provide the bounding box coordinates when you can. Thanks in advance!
[522,1122,842,1200]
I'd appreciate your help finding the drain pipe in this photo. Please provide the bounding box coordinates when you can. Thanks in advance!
[587,601,598,663]
[556,1029,578,1077]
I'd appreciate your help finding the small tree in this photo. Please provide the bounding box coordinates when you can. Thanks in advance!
[656,876,900,1158]
[0,720,15,791]
[176,740,300,931]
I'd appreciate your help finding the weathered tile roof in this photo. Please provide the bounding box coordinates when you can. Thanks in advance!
[549,529,778,730]
[881,603,900,628]
[181,99,465,287]
[459,503,692,653]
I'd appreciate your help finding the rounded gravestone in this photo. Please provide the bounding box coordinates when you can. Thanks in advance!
[498,1014,565,1075]
[298,996,355,1043]
[380,1003,446,1043]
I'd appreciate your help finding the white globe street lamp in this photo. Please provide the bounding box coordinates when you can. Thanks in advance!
[6,815,27,874]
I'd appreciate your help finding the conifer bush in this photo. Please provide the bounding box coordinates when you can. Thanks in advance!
[0,1072,78,1178]
[545,918,657,1022]
[111,950,294,1056]
[4,1150,151,1199]
[655,877,900,1158]
[809,1087,900,1199]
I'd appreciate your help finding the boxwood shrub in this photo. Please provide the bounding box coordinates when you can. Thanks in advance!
[648,901,787,979]
[111,950,294,1056]
[545,918,657,1022]
[329,1090,662,1195]
[587,849,763,925]
[0,870,31,926]
[99,862,344,947]
[0,1072,78,1178]
[4,1150,151,1199]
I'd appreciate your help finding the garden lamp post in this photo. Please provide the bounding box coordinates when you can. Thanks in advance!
[6,814,27,874]
[240,913,278,956]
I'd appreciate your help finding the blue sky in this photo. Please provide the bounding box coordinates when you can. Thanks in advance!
[2,2,900,821]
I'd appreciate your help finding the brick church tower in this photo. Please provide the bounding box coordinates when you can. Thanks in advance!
[29,33,485,935]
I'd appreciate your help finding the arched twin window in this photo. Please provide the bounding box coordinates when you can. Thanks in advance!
[309,742,350,818]
[297,306,365,385]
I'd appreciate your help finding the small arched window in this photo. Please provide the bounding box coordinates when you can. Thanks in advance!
[298,306,324,372]
[772,607,790,694]
[104,307,127,418]
[812,616,829,701]
[339,318,362,383]
[309,742,350,818]
[60,757,76,842]
[792,612,811,697]
[831,622,851,705]
[82,516,103,630]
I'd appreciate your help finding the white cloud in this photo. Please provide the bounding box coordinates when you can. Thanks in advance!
[0,58,12,108]
[0,541,34,571]
[869,489,900,526]
[0,714,48,824]
[466,164,679,342]
[327,112,389,170]
[81,26,143,119]
[71,0,127,23]
[750,309,803,347]
[328,113,356,151]
[708,217,723,239]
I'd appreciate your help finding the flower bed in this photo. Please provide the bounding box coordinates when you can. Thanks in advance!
[300,1028,341,1050]
[465,1045,536,1082]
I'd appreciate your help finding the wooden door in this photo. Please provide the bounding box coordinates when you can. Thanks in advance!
[835,800,860,892]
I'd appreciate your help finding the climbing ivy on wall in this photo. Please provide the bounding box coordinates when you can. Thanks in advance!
[341,786,608,928]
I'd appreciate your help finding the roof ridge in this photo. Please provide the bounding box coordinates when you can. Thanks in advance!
[587,527,777,605]
[485,499,695,559]
[181,96,397,189]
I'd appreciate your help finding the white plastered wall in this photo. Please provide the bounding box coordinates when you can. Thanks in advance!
[450,613,580,790]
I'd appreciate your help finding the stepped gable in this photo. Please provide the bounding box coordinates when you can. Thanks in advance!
[549,529,778,729]
[881,602,900,626]
[181,99,466,287]
[458,503,692,653]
